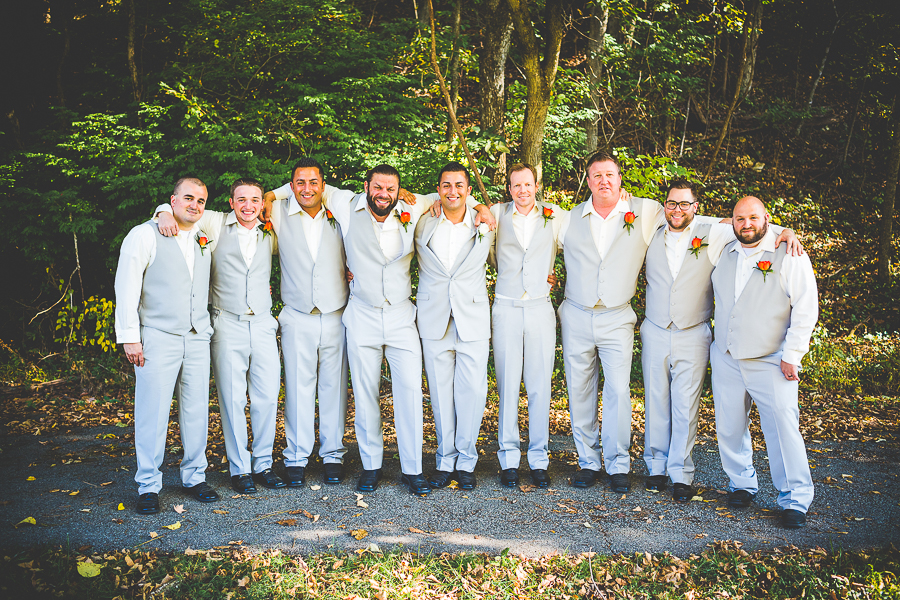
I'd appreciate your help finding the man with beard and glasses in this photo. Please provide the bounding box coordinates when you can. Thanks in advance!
[641,181,800,503]
[266,164,495,495]
[709,196,818,529]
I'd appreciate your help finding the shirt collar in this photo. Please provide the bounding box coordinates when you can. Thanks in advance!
[512,203,539,218]
[583,199,629,220]
[665,219,695,239]
[439,207,474,228]
[225,211,261,231]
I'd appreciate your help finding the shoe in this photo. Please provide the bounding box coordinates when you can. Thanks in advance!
[401,473,432,495]
[284,466,306,487]
[609,473,630,493]
[135,492,160,514]
[183,482,219,503]
[456,470,476,490]
[727,489,756,508]
[428,470,456,489]
[531,469,551,488]
[231,474,257,494]
[253,468,286,489]
[499,468,519,488]
[356,469,382,493]
[782,508,807,529]
[672,483,694,503]
[323,463,344,485]
[573,469,601,488]
[645,475,668,491]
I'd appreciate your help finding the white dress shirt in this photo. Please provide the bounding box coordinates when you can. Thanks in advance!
[114,222,201,344]
[558,197,664,255]
[154,205,279,258]
[267,196,325,262]
[429,209,475,270]
[664,218,733,279]
[725,229,818,366]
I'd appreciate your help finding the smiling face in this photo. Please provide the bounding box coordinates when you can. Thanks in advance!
[664,187,698,232]
[508,168,537,214]
[364,172,400,220]
[733,196,770,246]
[437,169,471,217]
[229,184,264,229]
[170,181,207,230]
[291,166,324,215]
[586,159,622,206]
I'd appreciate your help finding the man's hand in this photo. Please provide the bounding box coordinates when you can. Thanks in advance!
[261,191,276,222]
[547,272,558,289]
[158,212,178,237]
[124,342,144,367]
[429,199,442,218]
[346,269,354,283]
[619,188,633,203]
[399,189,417,205]
[781,360,800,381]
[473,204,497,231]
[775,228,805,256]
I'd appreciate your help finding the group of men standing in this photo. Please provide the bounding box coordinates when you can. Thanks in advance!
[115,151,818,530]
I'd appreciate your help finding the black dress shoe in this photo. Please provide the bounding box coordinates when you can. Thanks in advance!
[456,470,476,490]
[284,466,306,487]
[531,469,551,488]
[609,473,630,493]
[135,492,160,515]
[428,470,456,489]
[183,482,219,503]
[499,468,519,488]
[672,483,694,503]
[357,469,382,493]
[781,508,806,529]
[401,473,431,495]
[573,469,601,488]
[231,474,257,494]
[645,475,668,491]
[323,463,344,485]
[253,468,286,489]
[727,489,756,508]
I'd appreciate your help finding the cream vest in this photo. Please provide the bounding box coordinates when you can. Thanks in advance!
[494,201,558,299]
[209,221,274,315]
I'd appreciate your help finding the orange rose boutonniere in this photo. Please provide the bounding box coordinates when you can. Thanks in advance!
[623,211,636,234]
[541,206,554,228]
[688,236,708,258]
[196,234,212,255]
[261,221,274,240]
[396,211,411,232]
[755,260,774,281]
[326,209,337,230]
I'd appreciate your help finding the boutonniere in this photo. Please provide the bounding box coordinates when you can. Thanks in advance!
[326,209,337,230]
[623,211,636,234]
[688,236,708,258]
[261,221,274,240]
[196,234,212,255]
[541,206,554,228]
[755,260,774,281]
[476,222,490,242]
[396,211,411,232]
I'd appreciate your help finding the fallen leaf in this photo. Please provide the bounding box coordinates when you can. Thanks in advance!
[409,527,426,534]
[276,519,297,526]
[149,532,158,538]
[310,485,322,491]
[213,509,228,515]
[77,562,102,578]
[351,529,368,540]
[26,476,35,481]
[333,560,344,569]
[100,482,113,486]
[173,504,186,514]
[80,509,91,513]
[117,503,125,511]
[690,496,704,502]
[367,543,381,553]
[228,540,244,545]
[583,522,593,528]
[162,521,181,530]
[15,517,37,527]
[112,519,123,524]
[184,548,198,556]
[313,514,320,522]
[237,576,249,587]
[633,506,642,512]
[69,491,80,496]
[357,498,369,508]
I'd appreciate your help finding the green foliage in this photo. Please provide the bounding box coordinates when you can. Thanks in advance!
[614,147,699,200]
[803,327,899,395]
[55,292,116,354]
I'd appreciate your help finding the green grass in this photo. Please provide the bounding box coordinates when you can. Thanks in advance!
[2,542,897,599]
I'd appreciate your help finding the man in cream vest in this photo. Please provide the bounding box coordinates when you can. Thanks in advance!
[115,177,217,514]
[489,163,566,489]
[269,164,495,495]
[641,181,800,502]
[710,196,818,529]
[415,162,494,491]
[156,179,285,493]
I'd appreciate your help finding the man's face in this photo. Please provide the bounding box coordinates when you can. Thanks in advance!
[291,167,323,212]
[508,169,536,212]
[733,202,769,245]
[437,170,471,214]
[364,173,400,218]
[586,160,622,203]
[170,182,207,229]
[664,188,698,232]
[229,185,263,228]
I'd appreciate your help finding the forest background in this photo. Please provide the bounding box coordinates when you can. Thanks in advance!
[0,0,898,399]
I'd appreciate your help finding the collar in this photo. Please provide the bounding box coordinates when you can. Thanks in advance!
[288,196,326,219]
[583,199,629,220]
[439,207,474,228]
[225,211,262,231]
[730,227,777,255]
[665,218,696,239]
[512,203,539,218]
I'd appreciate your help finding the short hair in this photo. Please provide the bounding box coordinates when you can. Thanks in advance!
[666,179,699,202]
[585,151,621,174]
[230,178,264,198]
[507,163,537,187]
[291,157,325,181]
[173,177,206,196]
[365,163,401,188]
[437,161,470,186]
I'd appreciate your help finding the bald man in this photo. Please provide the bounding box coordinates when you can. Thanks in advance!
[709,196,818,529]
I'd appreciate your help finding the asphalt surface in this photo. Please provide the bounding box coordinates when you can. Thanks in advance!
[1,425,897,557]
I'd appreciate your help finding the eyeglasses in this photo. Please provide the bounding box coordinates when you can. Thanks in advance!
[664,200,696,210]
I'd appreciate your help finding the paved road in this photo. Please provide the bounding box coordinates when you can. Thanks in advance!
[2,426,897,557]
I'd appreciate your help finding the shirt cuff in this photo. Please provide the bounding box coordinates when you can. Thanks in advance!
[781,349,804,367]
[116,328,141,345]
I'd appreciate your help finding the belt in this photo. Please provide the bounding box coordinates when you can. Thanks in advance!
[493,296,551,308]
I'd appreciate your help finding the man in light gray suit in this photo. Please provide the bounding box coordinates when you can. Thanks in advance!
[115,177,218,514]
[710,196,818,529]
[416,162,495,491]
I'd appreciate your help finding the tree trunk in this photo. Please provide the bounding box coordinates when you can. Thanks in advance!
[584,0,609,155]
[738,0,762,97]
[126,0,141,102]
[445,0,462,142]
[507,0,568,185]
[721,33,730,100]
[477,0,513,184]
[806,1,842,109]
[878,94,900,284]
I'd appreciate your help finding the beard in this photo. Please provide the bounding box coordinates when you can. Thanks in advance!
[736,221,768,245]
[666,211,694,232]
[366,190,399,218]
